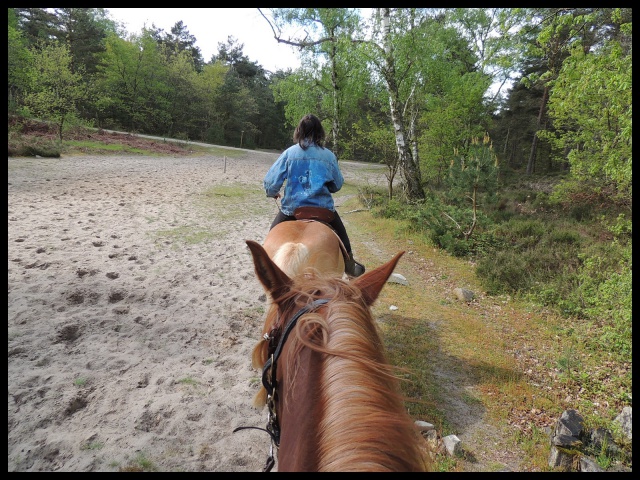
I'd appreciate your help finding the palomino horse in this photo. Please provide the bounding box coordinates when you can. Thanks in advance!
[261,219,346,279]
[244,240,430,472]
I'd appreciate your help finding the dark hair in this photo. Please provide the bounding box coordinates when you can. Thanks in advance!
[293,114,325,149]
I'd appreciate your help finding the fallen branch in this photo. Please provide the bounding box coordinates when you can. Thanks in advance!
[342,208,370,214]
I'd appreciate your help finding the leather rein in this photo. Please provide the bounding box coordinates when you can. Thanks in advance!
[233,298,329,472]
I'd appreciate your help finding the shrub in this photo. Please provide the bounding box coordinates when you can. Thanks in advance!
[476,250,531,295]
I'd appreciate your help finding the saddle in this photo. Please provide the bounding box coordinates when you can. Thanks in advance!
[293,206,335,224]
[292,207,349,264]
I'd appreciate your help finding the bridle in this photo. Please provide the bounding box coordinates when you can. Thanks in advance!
[233,298,329,472]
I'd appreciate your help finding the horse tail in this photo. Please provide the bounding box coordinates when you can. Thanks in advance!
[272,242,309,278]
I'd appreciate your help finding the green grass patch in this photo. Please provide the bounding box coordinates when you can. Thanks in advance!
[177,377,198,386]
[198,184,271,220]
[154,226,218,246]
[64,139,148,155]
[119,452,157,472]
[73,377,88,387]
[81,441,104,451]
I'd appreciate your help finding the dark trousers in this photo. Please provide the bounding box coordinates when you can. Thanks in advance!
[269,210,352,255]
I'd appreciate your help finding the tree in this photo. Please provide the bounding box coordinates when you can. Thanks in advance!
[350,114,398,199]
[214,67,259,147]
[539,9,632,204]
[94,31,169,133]
[54,8,110,75]
[12,8,60,47]
[445,8,529,107]
[191,61,228,143]
[211,36,284,149]
[163,50,201,139]
[24,42,85,141]
[419,71,491,187]
[150,20,204,72]
[444,134,499,240]
[8,10,33,113]
[261,8,365,157]
[359,8,426,201]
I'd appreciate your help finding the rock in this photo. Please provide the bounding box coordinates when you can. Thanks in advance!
[442,434,462,456]
[580,456,606,472]
[414,420,435,432]
[552,434,582,448]
[423,429,439,451]
[389,305,398,311]
[547,408,632,472]
[387,273,408,285]
[453,288,474,302]
[614,406,632,441]
[555,409,584,437]
[548,445,575,471]
[588,427,619,456]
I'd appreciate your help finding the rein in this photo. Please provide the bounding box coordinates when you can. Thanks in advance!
[233,298,329,472]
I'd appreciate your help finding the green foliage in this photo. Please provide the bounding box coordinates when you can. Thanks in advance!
[573,242,632,358]
[373,191,500,259]
[120,452,157,472]
[8,142,61,158]
[444,134,500,208]
[24,42,86,141]
[74,377,87,387]
[373,197,407,219]
[539,34,632,204]
[476,249,531,295]
[8,19,33,113]
[80,441,104,451]
[420,73,493,186]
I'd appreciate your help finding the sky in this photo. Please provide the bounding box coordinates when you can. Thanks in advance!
[106,8,303,73]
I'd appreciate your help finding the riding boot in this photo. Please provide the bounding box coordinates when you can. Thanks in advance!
[345,252,366,277]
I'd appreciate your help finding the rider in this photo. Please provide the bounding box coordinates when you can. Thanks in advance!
[263,113,365,277]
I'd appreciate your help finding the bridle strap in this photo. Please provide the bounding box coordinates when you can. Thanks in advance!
[262,298,329,397]
[234,298,330,468]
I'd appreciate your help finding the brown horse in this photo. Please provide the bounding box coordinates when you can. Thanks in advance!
[245,240,430,472]
[261,220,346,279]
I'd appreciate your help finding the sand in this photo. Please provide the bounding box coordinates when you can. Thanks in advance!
[8,152,386,472]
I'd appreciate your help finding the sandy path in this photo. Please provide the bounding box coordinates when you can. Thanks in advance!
[8,153,278,472]
[8,153,388,472]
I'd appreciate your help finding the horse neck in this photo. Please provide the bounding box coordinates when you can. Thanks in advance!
[276,342,323,471]
[275,291,428,472]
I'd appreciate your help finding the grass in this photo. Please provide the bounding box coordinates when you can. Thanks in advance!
[149,183,270,248]
[81,441,104,451]
[73,377,88,387]
[119,452,157,472]
[198,184,269,220]
[64,139,149,155]
[337,185,630,471]
[154,226,219,246]
[177,377,198,386]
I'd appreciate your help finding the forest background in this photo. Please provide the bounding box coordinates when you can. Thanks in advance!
[7,8,632,471]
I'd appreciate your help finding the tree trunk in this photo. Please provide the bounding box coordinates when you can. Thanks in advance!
[526,85,549,175]
[381,8,424,201]
[329,39,340,157]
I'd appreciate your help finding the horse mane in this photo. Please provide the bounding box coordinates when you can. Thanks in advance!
[251,270,430,471]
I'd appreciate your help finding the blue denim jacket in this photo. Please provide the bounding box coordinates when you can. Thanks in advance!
[264,143,344,216]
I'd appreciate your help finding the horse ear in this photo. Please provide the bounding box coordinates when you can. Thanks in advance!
[246,240,293,300]
[352,251,405,306]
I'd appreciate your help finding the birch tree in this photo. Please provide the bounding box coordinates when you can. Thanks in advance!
[260,8,365,157]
